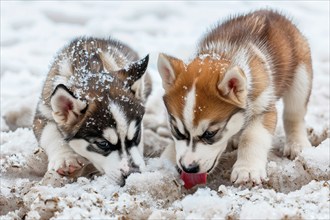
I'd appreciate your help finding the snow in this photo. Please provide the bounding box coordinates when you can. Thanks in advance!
[1,1,329,219]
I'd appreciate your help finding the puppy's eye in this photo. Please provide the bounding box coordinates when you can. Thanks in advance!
[96,140,112,151]
[201,130,218,144]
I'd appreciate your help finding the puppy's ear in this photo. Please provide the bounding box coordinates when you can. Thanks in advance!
[217,66,247,108]
[157,53,185,91]
[118,55,149,87]
[50,84,87,126]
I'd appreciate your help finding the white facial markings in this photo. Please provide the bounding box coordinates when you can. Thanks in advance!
[175,111,245,173]
[194,119,211,137]
[175,117,185,135]
[110,102,128,149]
[69,138,105,173]
[109,102,130,160]
[103,128,118,145]
[127,120,137,141]
[69,138,124,184]
[119,157,130,174]
[183,84,196,131]
[108,102,146,175]
[174,84,196,168]
[129,146,146,171]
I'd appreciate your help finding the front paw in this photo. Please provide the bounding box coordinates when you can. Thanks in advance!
[48,153,86,176]
[230,162,267,186]
[284,137,311,160]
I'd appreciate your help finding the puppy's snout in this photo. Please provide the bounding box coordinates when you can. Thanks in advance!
[180,160,200,173]
[121,164,140,185]
[119,166,140,187]
[119,158,141,186]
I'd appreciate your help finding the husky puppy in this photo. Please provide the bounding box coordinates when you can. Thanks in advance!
[33,37,151,186]
[158,10,312,185]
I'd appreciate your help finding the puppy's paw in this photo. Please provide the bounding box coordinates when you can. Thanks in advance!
[48,153,86,176]
[284,137,311,160]
[230,162,267,186]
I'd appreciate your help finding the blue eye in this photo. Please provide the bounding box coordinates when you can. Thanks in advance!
[96,140,111,151]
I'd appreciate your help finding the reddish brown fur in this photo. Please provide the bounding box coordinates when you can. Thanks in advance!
[262,106,277,134]
[163,10,312,129]
[248,55,269,100]
[163,56,238,126]
[199,10,313,102]
[159,9,313,181]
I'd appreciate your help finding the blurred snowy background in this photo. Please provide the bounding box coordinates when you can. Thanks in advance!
[1,1,329,219]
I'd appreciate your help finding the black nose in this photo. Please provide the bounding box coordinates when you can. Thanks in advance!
[180,161,200,173]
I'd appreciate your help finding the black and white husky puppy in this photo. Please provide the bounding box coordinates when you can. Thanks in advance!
[33,37,151,186]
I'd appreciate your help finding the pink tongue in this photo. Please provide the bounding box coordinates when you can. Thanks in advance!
[180,171,207,189]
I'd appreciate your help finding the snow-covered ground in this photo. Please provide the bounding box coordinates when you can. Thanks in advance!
[1,1,329,219]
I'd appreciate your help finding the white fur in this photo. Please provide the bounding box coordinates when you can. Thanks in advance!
[69,140,145,185]
[103,53,120,71]
[52,58,72,87]
[103,128,118,145]
[175,117,185,135]
[176,112,245,173]
[157,53,177,90]
[160,142,176,165]
[119,157,130,174]
[53,75,69,88]
[224,112,245,139]
[127,120,137,141]
[129,146,146,171]
[183,85,196,131]
[194,119,211,136]
[282,64,312,159]
[110,102,128,143]
[38,103,53,120]
[59,58,73,77]
[69,138,124,184]
[40,122,84,172]
[109,102,145,171]
[231,117,272,184]
[251,86,275,114]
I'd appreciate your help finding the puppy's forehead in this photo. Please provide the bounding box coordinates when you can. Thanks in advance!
[109,102,140,134]
[109,87,145,120]
[164,57,237,128]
